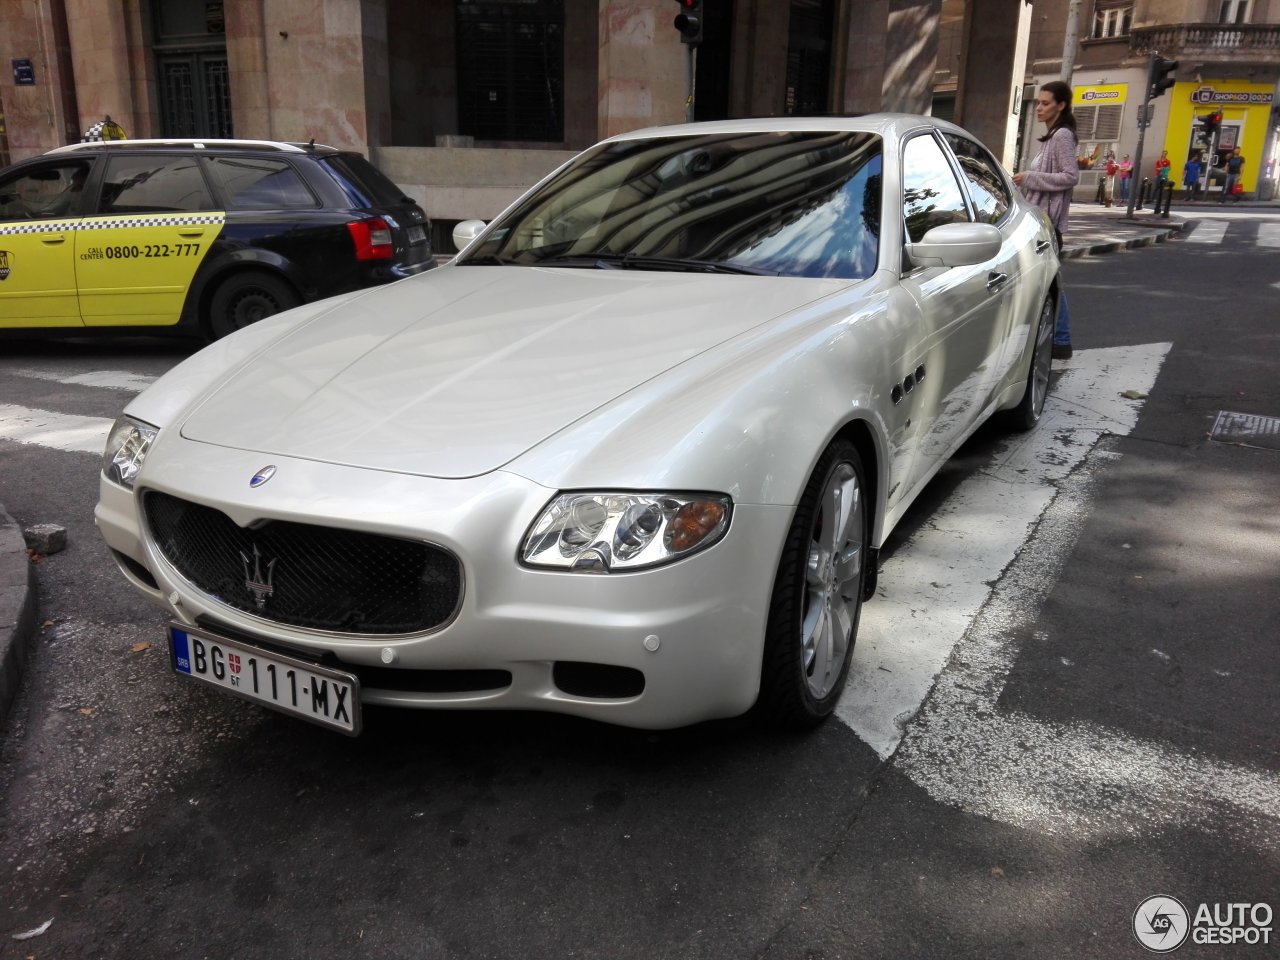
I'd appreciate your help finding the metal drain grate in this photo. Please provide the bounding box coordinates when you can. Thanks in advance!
[1210,411,1280,451]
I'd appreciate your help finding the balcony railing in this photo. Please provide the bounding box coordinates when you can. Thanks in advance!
[1131,22,1280,61]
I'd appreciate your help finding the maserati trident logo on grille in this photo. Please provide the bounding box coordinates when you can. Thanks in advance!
[239,544,277,610]
[250,465,277,488]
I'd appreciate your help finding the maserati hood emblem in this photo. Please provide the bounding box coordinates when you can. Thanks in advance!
[250,465,277,488]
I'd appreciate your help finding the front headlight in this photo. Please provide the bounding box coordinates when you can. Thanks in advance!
[522,492,731,573]
[102,416,158,489]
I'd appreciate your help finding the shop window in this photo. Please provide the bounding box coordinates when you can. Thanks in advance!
[456,0,564,143]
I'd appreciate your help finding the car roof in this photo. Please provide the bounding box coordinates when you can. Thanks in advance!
[601,113,968,145]
[45,138,342,157]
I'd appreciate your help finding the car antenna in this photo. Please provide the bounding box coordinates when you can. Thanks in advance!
[308,137,315,149]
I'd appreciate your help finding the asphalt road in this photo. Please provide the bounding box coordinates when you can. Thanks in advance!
[1,214,1277,958]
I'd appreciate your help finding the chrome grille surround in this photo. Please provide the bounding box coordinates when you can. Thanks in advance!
[143,491,463,637]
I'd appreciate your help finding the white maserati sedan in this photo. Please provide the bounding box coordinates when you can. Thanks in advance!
[96,115,1061,736]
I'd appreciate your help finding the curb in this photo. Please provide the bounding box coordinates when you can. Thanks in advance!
[1061,221,1183,260]
[0,505,38,726]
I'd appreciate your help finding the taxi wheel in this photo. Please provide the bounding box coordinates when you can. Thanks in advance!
[208,272,300,339]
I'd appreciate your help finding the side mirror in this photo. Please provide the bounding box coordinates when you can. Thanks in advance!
[906,222,1002,269]
[451,219,487,253]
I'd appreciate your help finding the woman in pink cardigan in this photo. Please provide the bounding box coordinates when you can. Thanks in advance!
[1013,81,1079,359]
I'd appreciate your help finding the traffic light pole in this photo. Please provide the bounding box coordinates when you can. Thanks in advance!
[686,46,696,122]
[1126,102,1150,219]
[1132,54,1178,217]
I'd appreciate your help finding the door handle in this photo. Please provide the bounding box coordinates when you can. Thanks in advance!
[986,271,1009,292]
[177,228,205,237]
[39,233,67,245]
[1035,239,1051,253]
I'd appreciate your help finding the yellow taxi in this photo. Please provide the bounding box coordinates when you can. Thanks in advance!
[0,139,433,338]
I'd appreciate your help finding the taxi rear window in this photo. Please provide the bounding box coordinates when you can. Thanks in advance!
[205,156,318,210]
[321,154,407,208]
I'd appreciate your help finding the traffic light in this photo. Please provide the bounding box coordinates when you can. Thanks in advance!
[1197,110,1222,144]
[1149,57,1178,99]
[673,0,703,45]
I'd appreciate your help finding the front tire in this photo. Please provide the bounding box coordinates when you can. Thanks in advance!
[207,271,300,340]
[1009,294,1055,431]
[756,439,868,730]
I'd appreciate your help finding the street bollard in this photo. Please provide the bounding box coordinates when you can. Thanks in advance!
[1137,177,1151,211]
[1154,180,1173,217]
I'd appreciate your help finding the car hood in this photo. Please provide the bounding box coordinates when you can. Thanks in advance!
[179,265,848,478]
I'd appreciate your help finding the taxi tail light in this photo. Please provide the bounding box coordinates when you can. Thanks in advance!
[348,218,394,260]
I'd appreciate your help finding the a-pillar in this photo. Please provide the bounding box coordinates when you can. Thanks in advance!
[955,0,1031,166]
[598,0,688,139]
[839,0,940,115]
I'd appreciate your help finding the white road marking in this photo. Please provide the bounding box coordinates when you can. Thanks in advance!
[1257,223,1280,248]
[12,368,157,392]
[1184,220,1229,244]
[0,404,112,455]
[840,343,1172,758]
[895,448,1280,844]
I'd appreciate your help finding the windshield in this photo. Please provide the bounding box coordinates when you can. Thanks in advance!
[461,130,882,280]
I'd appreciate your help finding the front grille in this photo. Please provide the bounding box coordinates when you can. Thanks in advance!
[144,492,462,635]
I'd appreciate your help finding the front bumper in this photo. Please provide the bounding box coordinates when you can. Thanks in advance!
[95,439,792,729]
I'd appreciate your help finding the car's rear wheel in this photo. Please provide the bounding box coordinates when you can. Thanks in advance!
[207,271,300,340]
[1009,294,1055,431]
[757,438,868,730]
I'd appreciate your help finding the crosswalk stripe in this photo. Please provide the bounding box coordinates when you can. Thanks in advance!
[0,404,112,455]
[1184,220,1229,244]
[1257,223,1280,248]
[11,368,157,392]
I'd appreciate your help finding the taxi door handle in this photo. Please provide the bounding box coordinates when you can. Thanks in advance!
[1035,239,1051,254]
[39,233,67,245]
[986,271,1009,292]
[177,228,205,237]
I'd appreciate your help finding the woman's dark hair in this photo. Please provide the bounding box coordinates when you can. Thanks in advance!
[1038,80,1077,142]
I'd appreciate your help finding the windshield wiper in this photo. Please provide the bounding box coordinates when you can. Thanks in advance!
[537,252,776,276]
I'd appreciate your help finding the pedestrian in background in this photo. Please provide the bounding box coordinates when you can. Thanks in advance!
[1154,149,1171,184]
[1221,148,1245,203]
[1102,151,1117,206]
[1117,154,1133,202]
[1183,152,1202,201]
[1012,79,1079,360]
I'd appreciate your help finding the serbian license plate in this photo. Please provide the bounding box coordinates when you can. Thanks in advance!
[407,224,426,244]
[167,623,361,735]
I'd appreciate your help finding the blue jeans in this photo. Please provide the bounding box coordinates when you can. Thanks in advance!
[1055,289,1072,346]
[1118,178,1130,201]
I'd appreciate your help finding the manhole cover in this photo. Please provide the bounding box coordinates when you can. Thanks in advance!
[1210,411,1280,451]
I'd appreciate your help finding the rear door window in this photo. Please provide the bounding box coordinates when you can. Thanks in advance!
[943,134,1012,225]
[205,156,318,210]
[98,155,213,214]
[321,154,407,208]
